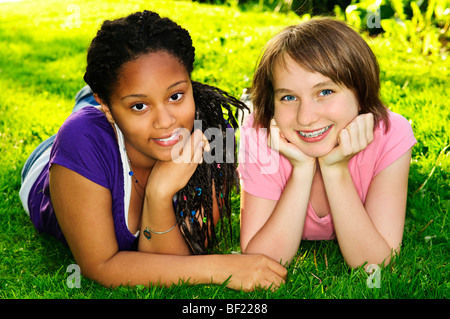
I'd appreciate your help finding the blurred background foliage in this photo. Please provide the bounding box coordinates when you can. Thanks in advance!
[192,0,449,59]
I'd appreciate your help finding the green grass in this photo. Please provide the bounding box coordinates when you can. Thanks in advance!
[0,0,448,300]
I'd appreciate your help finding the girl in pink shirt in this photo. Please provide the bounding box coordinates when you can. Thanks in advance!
[238,18,416,268]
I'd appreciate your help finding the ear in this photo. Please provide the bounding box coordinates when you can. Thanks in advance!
[94,93,115,124]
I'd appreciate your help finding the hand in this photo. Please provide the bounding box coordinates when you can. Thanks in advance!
[222,254,287,292]
[146,129,210,199]
[319,113,374,168]
[268,119,316,168]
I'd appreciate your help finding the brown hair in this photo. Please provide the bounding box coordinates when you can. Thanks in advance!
[251,18,389,131]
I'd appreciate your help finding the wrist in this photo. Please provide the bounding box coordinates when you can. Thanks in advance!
[318,160,350,179]
[145,183,176,202]
[141,189,177,226]
[291,160,316,178]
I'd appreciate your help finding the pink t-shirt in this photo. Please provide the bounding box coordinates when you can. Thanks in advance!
[237,111,417,240]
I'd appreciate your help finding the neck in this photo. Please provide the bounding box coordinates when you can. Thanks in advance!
[124,141,155,188]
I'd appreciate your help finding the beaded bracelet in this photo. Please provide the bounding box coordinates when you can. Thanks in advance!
[143,223,177,240]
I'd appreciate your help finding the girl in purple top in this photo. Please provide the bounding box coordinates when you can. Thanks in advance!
[19,10,286,291]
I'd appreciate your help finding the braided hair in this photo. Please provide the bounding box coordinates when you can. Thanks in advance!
[84,10,248,254]
[176,81,246,254]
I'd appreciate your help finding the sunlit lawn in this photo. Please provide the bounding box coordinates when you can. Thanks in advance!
[0,0,448,300]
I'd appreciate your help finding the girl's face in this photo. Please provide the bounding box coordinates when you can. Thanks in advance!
[272,54,360,158]
[102,51,195,166]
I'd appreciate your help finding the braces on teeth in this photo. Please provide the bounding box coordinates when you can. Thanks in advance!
[298,125,332,138]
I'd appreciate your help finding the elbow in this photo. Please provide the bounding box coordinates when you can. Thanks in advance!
[344,246,400,270]
[241,238,294,266]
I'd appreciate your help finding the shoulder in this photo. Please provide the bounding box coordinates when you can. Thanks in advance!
[58,106,113,136]
[365,110,416,176]
[238,113,291,200]
[50,107,119,188]
[376,110,415,139]
[55,107,117,152]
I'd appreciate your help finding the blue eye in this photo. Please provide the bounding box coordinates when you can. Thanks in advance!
[319,89,333,97]
[281,95,297,101]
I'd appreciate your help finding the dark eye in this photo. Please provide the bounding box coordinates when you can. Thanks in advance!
[131,103,149,111]
[169,93,183,102]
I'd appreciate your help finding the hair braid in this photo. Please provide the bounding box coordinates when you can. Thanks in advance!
[174,81,248,254]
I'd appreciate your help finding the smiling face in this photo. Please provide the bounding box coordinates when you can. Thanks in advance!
[100,51,195,167]
[272,54,360,158]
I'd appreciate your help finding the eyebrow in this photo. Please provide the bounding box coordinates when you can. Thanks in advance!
[274,80,337,95]
[312,80,336,89]
[120,80,188,101]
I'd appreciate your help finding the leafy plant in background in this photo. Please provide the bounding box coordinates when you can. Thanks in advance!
[333,0,449,58]
[195,0,301,13]
[195,0,449,58]
[346,0,449,59]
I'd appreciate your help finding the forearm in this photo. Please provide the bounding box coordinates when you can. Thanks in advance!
[321,165,393,267]
[243,166,314,265]
[138,192,191,255]
[91,251,229,288]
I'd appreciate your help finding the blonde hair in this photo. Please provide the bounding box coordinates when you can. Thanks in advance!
[251,18,389,131]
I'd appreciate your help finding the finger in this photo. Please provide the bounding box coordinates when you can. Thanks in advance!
[201,133,211,152]
[267,259,288,279]
[190,129,205,163]
[345,120,358,152]
[175,130,196,163]
[265,271,286,292]
[356,116,368,150]
[338,128,352,156]
[268,125,280,151]
[193,139,205,164]
[365,113,374,143]
[170,128,191,162]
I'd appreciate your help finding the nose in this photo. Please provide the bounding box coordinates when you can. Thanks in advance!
[153,105,176,130]
[297,99,319,127]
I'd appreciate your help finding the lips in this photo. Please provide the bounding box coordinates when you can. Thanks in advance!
[152,130,181,146]
[296,124,333,143]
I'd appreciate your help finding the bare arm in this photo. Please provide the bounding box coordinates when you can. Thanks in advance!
[240,121,316,265]
[240,165,314,265]
[49,164,286,290]
[320,150,411,268]
[319,114,411,267]
[136,129,216,254]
